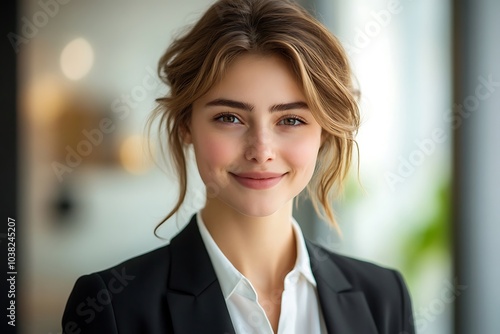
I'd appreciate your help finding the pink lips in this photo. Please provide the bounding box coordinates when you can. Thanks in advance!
[230,172,285,190]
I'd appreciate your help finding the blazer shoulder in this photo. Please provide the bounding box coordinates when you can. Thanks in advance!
[91,244,173,308]
[309,240,406,288]
[308,241,414,332]
[331,249,400,282]
[62,244,173,334]
[331,250,410,300]
[96,244,172,284]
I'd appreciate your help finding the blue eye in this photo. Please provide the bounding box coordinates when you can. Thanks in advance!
[278,117,306,126]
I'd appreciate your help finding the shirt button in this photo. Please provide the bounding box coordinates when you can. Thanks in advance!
[247,310,266,328]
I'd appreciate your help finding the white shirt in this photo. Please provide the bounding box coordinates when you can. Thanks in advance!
[196,212,327,334]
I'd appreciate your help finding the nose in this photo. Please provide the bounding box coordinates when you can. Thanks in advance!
[244,127,275,163]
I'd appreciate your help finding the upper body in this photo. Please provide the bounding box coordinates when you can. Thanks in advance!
[63,1,416,333]
[62,214,415,334]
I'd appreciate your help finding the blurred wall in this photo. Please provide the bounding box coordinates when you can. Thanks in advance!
[456,0,500,333]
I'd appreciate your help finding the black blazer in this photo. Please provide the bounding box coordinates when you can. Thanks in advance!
[62,215,415,334]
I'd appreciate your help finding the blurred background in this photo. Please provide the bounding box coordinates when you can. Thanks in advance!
[2,0,498,333]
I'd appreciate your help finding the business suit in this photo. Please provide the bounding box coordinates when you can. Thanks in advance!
[62,215,415,333]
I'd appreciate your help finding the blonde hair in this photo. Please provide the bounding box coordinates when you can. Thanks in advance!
[148,0,360,235]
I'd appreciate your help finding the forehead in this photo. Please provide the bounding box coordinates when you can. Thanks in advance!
[195,53,306,107]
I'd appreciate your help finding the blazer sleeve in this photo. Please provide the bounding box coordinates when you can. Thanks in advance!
[62,273,118,334]
[392,269,415,334]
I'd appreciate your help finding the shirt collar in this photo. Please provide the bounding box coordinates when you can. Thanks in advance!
[290,216,317,287]
[196,212,317,301]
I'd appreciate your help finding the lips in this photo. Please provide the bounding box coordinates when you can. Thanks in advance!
[230,171,286,190]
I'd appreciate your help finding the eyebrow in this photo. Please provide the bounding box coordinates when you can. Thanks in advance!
[205,98,309,112]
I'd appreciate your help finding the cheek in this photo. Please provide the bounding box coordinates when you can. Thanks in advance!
[286,134,321,172]
[193,134,238,176]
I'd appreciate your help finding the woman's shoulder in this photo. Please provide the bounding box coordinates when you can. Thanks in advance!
[305,241,414,333]
[78,243,173,300]
[96,244,172,280]
[69,216,197,299]
[68,244,173,298]
[62,245,174,333]
[306,240,411,300]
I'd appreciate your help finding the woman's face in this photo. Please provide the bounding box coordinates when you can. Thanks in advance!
[187,53,323,217]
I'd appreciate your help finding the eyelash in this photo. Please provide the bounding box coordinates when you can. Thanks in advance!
[213,112,241,124]
[213,112,307,126]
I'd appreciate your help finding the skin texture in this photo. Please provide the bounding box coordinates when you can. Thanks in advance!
[185,53,323,332]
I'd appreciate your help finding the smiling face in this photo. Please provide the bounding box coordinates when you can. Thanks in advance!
[186,53,323,218]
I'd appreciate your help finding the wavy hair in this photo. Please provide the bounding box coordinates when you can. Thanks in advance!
[147,0,360,235]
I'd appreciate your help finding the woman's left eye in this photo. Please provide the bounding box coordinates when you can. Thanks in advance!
[278,117,305,126]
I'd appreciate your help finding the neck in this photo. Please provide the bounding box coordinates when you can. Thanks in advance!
[201,198,297,293]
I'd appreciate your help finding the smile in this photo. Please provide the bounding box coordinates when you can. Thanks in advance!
[230,172,286,190]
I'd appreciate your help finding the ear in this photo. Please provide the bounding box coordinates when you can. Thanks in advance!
[181,124,192,144]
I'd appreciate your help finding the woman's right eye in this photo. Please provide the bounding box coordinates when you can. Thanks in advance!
[214,113,241,124]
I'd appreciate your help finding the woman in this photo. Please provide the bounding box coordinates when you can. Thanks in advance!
[62,0,415,333]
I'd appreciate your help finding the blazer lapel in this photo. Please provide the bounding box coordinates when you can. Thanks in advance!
[166,215,235,334]
[306,241,379,334]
